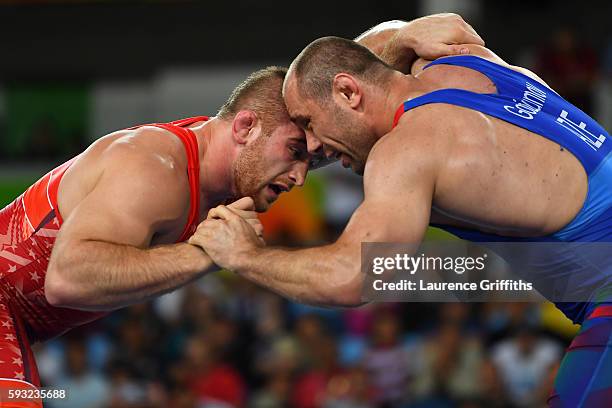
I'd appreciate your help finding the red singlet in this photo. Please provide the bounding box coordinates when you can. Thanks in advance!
[0,116,207,390]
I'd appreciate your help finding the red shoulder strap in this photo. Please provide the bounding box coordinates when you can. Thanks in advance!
[392,103,407,129]
[152,123,202,242]
[48,117,205,242]
[168,116,209,127]
[47,157,77,225]
[134,116,208,242]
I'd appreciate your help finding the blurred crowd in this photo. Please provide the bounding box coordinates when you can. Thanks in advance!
[36,273,571,408]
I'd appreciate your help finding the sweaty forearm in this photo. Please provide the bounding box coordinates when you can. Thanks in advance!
[235,243,364,307]
[46,240,213,311]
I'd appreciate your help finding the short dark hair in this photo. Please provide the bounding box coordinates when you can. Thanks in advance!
[217,66,288,133]
[291,36,392,102]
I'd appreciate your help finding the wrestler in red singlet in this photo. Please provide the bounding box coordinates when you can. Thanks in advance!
[0,117,207,392]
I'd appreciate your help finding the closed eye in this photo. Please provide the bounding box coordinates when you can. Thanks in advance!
[289,144,308,161]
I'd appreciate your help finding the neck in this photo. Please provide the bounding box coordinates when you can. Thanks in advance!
[191,117,237,210]
[375,72,428,136]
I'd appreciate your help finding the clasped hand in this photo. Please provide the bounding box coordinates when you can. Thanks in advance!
[189,197,264,271]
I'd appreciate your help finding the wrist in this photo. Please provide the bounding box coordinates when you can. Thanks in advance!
[379,29,418,73]
[397,25,419,51]
[183,242,215,273]
[232,245,264,275]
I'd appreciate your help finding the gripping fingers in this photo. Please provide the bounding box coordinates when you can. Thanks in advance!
[227,196,255,211]
[208,205,258,222]
[207,205,241,222]
[188,219,217,247]
[247,219,264,237]
[206,206,263,237]
[467,28,484,46]
[462,29,484,47]
[230,208,260,220]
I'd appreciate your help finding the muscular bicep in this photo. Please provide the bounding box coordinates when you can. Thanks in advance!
[337,133,436,246]
[57,144,187,249]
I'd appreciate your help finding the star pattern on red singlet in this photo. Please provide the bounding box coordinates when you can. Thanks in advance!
[30,272,41,283]
[12,357,22,366]
[14,371,24,380]
[4,334,15,341]
[0,211,18,251]
[7,265,16,273]
[1,321,11,328]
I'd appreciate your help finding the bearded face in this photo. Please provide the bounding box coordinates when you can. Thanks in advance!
[233,134,270,211]
[232,121,309,212]
[328,104,375,175]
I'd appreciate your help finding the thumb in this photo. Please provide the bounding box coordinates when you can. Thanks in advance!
[228,196,255,211]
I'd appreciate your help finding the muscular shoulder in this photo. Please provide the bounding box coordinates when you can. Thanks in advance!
[101,128,190,211]
[363,106,452,195]
[100,126,188,176]
[61,126,191,224]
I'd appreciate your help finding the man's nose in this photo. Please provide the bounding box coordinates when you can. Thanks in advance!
[305,132,323,154]
[288,161,308,187]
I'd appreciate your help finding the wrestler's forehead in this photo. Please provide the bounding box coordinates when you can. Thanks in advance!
[273,119,305,139]
[283,77,320,123]
[282,77,300,106]
[285,91,314,120]
[285,97,310,123]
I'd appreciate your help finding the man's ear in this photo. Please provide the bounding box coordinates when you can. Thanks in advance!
[332,73,362,110]
[232,110,259,145]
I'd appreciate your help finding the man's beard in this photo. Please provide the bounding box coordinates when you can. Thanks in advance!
[233,135,268,211]
[332,106,372,175]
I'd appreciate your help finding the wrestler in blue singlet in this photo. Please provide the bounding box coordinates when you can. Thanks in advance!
[393,55,611,406]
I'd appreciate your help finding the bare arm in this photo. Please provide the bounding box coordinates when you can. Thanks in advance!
[46,132,215,311]
[355,13,484,73]
[191,126,438,307]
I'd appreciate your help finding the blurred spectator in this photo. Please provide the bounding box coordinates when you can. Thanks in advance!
[111,315,161,380]
[491,327,562,407]
[249,373,292,408]
[293,314,330,370]
[362,309,413,406]
[182,335,246,407]
[323,366,372,408]
[411,320,484,404]
[107,360,152,408]
[291,336,344,408]
[47,337,110,408]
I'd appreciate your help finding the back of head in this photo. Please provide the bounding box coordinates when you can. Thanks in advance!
[290,36,392,103]
[218,66,288,134]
